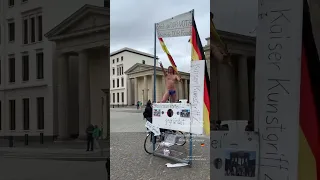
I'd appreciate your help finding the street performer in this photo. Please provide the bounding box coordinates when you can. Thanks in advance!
[159,62,181,103]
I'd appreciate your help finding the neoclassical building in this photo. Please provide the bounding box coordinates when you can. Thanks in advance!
[210,30,256,122]
[125,64,190,104]
[0,2,109,140]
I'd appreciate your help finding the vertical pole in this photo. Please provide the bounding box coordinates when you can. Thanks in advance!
[152,23,157,153]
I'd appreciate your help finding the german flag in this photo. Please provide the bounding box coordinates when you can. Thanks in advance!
[190,14,210,135]
[299,0,320,179]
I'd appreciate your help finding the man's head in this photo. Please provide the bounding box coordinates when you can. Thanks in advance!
[167,66,174,74]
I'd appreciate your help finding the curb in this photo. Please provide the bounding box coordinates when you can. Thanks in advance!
[2,155,108,161]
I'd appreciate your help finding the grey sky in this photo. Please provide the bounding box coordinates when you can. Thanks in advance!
[211,0,258,36]
[110,0,210,72]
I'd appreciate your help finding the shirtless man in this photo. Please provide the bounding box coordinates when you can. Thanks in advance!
[160,62,181,103]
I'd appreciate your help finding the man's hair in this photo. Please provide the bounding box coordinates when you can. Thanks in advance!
[167,66,175,74]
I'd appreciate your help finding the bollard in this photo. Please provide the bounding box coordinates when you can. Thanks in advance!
[40,133,44,144]
[9,136,13,147]
[24,134,28,146]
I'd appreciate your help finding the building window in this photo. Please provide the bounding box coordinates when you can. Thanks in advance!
[117,79,119,87]
[22,54,29,81]
[9,56,15,83]
[0,101,1,130]
[112,68,115,75]
[122,67,124,75]
[8,0,14,7]
[23,98,29,130]
[113,93,115,103]
[121,78,124,87]
[117,93,119,103]
[121,56,123,61]
[36,52,44,79]
[142,60,145,64]
[23,19,28,44]
[122,92,124,103]
[117,58,119,62]
[22,13,42,44]
[112,79,115,88]
[112,59,114,64]
[8,22,15,42]
[117,67,119,76]
[9,100,15,130]
[37,15,42,41]
[30,17,35,43]
[37,97,44,130]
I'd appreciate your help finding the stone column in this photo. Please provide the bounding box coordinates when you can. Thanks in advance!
[178,81,183,100]
[78,50,90,138]
[144,75,148,104]
[218,57,236,120]
[58,54,69,139]
[184,79,188,99]
[134,77,138,103]
[127,78,132,105]
[238,55,250,120]
[162,75,166,95]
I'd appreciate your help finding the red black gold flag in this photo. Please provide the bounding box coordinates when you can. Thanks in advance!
[299,0,320,179]
[190,14,210,135]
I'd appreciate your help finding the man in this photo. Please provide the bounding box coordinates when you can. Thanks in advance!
[143,100,152,123]
[160,62,181,103]
[86,124,94,151]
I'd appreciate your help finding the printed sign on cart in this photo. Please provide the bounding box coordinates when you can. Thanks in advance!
[152,103,194,133]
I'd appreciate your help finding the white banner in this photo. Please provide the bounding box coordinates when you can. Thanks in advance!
[145,121,160,136]
[255,1,303,180]
[189,60,205,134]
[156,11,192,38]
[152,103,193,133]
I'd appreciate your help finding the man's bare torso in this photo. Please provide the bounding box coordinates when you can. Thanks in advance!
[165,74,177,90]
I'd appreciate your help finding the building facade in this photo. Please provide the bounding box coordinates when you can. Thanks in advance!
[210,30,256,123]
[110,48,157,105]
[0,0,109,140]
[125,63,190,105]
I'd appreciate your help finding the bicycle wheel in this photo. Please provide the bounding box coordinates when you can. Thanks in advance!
[144,133,160,154]
[175,131,186,146]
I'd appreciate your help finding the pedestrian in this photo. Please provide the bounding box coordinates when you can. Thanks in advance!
[137,101,139,109]
[93,125,101,149]
[86,124,94,151]
[143,100,152,123]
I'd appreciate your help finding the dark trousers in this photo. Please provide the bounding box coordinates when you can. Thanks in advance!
[87,135,94,151]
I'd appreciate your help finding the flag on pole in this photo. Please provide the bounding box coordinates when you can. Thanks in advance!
[190,14,210,135]
[158,38,179,74]
[299,0,320,179]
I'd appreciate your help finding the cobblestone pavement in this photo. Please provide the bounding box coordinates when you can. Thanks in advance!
[110,110,210,180]
[0,157,107,180]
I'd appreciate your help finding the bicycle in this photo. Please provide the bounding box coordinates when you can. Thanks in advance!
[144,129,186,154]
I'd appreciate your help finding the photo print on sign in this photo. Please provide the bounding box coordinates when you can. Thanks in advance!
[153,109,161,117]
[180,109,190,118]
[224,149,256,177]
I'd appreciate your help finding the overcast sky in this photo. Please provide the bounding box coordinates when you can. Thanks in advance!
[211,0,258,36]
[110,0,210,73]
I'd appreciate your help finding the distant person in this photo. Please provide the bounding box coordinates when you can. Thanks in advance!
[93,125,101,149]
[86,124,94,151]
[245,121,254,131]
[136,101,139,109]
[143,100,152,123]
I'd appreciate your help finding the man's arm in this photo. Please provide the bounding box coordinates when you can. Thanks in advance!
[159,62,167,76]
